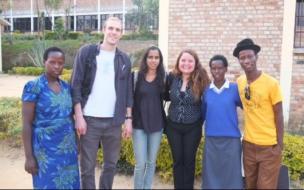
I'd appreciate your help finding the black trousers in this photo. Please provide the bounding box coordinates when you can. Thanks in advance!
[165,118,202,189]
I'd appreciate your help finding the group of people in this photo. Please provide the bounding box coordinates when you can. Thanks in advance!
[22,16,284,189]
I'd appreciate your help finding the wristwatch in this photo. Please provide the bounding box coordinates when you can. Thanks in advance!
[126,116,132,120]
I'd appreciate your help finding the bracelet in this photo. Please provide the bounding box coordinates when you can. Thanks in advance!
[126,116,132,120]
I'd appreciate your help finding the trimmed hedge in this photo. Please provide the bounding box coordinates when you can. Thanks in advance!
[2,39,157,72]
[8,67,72,82]
[98,134,304,182]
[2,31,156,41]
[0,98,22,146]
[0,98,303,181]
[8,67,44,76]
[283,134,304,180]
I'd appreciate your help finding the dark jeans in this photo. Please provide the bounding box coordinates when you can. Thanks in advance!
[80,117,121,189]
[165,118,202,189]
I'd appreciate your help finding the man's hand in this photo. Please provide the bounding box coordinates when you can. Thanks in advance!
[122,119,132,138]
[25,156,38,175]
[278,141,284,151]
[75,115,87,135]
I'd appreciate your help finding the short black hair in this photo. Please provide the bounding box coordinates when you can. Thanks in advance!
[43,47,65,62]
[209,54,228,68]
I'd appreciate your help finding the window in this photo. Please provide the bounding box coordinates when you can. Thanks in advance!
[13,18,31,32]
[45,17,52,30]
[295,0,304,48]
[77,15,98,31]
[69,16,74,30]
[34,17,53,31]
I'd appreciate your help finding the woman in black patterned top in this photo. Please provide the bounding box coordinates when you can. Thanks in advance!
[165,49,210,189]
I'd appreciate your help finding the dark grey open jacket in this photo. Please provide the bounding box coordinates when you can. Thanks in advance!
[70,43,133,126]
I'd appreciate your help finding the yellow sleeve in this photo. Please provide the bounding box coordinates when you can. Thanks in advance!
[270,81,283,105]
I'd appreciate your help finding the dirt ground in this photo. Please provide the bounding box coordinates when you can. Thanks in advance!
[0,142,175,189]
[0,74,196,189]
[0,74,36,98]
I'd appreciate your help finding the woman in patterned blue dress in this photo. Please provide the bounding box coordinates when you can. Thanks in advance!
[22,47,80,189]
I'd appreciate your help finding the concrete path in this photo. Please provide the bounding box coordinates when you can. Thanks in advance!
[0,74,178,189]
[0,74,36,98]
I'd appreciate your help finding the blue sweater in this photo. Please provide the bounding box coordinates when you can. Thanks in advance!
[202,82,242,137]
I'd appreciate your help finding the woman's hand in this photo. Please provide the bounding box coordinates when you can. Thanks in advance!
[122,119,133,138]
[25,156,38,175]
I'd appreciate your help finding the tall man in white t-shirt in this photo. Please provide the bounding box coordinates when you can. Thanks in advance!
[71,17,133,189]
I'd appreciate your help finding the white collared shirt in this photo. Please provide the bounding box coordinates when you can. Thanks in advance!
[209,79,230,94]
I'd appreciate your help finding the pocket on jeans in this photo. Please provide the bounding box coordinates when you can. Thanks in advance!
[271,144,282,155]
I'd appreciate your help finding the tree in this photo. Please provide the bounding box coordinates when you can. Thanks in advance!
[45,0,62,10]
[45,0,73,32]
[54,17,65,40]
[0,0,10,16]
[44,0,63,29]
[63,0,73,32]
[127,0,159,32]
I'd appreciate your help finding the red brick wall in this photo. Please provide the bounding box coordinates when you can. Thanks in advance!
[168,0,284,82]
[290,54,304,132]
[168,0,304,131]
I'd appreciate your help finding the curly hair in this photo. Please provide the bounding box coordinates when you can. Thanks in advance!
[173,49,210,100]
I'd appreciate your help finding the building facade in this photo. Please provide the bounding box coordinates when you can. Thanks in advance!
[159,0,303,132]
[0,0,158,33]
[0,18,11,73]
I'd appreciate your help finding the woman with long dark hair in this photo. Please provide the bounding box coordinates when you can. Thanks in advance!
[131,46,166,189]
[165,49,210,189]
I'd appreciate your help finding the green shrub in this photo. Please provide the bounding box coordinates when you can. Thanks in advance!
[129,48,146,69]
[122,31,158,40]
[9,67,44,76]
[2,33,37,41]
[90,33,104,40]
[60,69,72,82]
[54,18,65,40]
[2,39,157,72]
[80,33,91,43]
[8,67,73,78]
[45,31,57,40]
[0,98,22,145]
[27,40,47,67]
[68,32,82,40]
[14,33,36,40]
[95,134,304,182]
[283,133,304,180]
[96,136,205,181]
[0,94,303,182]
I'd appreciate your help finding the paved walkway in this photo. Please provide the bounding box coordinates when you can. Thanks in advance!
[0,74,36,98]
[0,74,178,189]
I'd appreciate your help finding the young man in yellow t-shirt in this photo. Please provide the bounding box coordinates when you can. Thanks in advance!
[233,38,284,189]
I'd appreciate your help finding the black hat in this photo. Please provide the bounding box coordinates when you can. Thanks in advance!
[233,38,261,57]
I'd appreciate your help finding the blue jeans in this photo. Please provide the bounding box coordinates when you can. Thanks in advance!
[132,129,163,189]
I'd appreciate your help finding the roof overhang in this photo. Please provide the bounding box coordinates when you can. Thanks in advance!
[0,18,11,26]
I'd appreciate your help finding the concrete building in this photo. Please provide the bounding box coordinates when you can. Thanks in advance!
[0,18,10,73]
[159,0,303,131]
[0,0,158,33]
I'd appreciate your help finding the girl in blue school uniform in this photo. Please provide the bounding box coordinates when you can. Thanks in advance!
[201,55,243,189]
